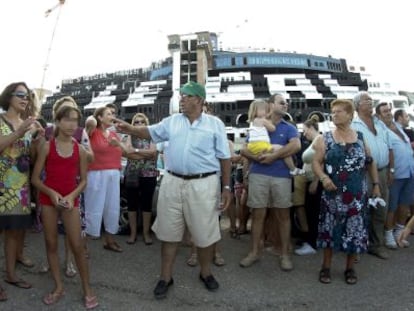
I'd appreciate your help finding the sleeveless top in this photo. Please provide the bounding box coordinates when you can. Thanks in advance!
[88,129,122,171]
[0,115,32,219]
[301,139,316,181]
[39,138,80,206]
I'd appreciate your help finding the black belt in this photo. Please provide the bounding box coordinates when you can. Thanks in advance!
[168,171,216,180]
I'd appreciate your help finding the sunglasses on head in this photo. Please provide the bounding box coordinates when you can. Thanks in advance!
[11,91,29,100]
[180,94,194,99]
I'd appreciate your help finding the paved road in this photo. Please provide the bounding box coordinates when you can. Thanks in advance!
[1,220,414,311]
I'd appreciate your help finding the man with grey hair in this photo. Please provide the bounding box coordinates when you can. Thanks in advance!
[351,91,393,259]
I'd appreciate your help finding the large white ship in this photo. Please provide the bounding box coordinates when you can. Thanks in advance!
[42,31,409,127]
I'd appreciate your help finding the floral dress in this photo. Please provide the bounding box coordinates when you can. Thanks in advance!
[317,131,368,254]
[0,116,32,229]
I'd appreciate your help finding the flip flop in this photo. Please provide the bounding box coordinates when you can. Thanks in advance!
[85,295,99,309]
[43,291,65,305]
[4,278,32,289]
[17,257,35,268]
[103,242,123,253]
[126,237,137,245]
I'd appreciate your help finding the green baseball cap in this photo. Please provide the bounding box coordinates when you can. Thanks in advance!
[180,81,206,99]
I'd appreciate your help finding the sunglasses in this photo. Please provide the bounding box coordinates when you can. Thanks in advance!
[11,91,29,100]
[180,94,194,99]
[133,120,145,125]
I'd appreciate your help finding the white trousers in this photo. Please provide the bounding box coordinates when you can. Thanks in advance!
[84,169,120,237]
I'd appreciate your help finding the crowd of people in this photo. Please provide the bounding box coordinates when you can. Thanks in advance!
[0,80,414,306]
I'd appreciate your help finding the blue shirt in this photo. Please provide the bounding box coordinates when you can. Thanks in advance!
[250,120,298,178]
[351,115,391,169]
[388,122,414,178]
[148,113,230,175]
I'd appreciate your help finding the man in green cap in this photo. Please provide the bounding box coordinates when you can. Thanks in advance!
[114,81,232,299]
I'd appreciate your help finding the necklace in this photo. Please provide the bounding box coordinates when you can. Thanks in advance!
[55,140,73,158]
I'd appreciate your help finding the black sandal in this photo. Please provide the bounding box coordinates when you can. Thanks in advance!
[344,268,357,285]
[319,268,331,284]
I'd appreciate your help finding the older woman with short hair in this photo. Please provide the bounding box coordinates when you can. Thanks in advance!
[312,99,380,285]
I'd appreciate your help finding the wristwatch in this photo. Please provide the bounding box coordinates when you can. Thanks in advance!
[223,185,231,191]
[389,168,395,174]
[134,148,139,153]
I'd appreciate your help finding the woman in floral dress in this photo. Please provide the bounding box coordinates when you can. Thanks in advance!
[312,99,380,285]
[0,82,42,300]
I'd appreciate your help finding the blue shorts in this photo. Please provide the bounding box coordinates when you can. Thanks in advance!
[388,178,414,212]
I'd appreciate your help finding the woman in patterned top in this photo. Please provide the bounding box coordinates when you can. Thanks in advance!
[0,82,42,300]
[124,113,158,245]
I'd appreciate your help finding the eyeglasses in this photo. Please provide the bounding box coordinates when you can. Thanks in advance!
[11,91,29,100]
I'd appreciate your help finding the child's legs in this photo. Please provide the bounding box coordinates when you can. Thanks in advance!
[62,209,93,297]
[283,156,296,171]
[41,206,63,292]
[273,144,296,171]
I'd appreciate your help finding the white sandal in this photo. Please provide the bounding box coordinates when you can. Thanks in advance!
[186,253,198,267]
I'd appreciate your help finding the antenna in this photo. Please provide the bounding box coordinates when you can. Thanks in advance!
[39,0,66,101]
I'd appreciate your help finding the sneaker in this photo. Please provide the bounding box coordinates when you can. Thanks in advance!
[384,230,398,249]
[279,255,293,271]
[239,253,260,268]
[294,243,316,256]
[394,226,410,248]
[153,279,174,300]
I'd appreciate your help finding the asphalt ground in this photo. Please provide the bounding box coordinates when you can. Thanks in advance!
[1,218,414,311]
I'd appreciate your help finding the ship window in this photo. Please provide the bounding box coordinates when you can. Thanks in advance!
[243,57,247,65]
[181,40,189,52]
[190,40,197,51]
[231,58,236,66]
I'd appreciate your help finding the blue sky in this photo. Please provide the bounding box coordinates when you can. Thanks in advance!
[0,0,412,92]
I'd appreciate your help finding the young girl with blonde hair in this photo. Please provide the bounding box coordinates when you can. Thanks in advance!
[247,99,303,175]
